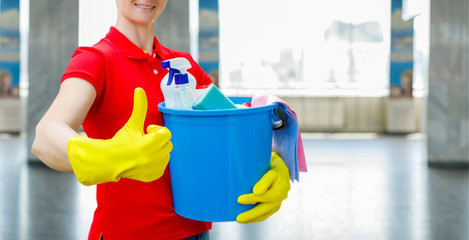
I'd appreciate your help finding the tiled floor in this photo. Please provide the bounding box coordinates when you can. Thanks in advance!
[0,133,467,240]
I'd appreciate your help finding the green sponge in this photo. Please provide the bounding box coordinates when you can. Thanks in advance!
[192,84,237,110]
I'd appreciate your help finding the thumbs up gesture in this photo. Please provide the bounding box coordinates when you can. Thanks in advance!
[67,88,173,186]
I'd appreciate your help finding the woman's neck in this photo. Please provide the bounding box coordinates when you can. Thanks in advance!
[115,19,155,54]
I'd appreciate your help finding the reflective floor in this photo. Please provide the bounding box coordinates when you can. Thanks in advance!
[0,133,467,240]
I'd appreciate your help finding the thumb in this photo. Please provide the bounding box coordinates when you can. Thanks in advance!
[126,88,148,132]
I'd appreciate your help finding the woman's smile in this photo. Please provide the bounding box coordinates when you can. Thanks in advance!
[134,3,155,10]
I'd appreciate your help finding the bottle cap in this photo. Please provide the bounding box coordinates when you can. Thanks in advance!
[175,73,189,85]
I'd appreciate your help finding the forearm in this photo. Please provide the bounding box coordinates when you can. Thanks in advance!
[31,78,96,173]
[32,119,78,172]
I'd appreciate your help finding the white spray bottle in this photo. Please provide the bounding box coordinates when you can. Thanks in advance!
[160,57,196,108]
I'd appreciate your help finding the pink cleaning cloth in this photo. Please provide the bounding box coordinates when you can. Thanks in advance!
[252,95,307,180]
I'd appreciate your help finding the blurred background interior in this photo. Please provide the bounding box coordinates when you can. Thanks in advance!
[0,0,467,239]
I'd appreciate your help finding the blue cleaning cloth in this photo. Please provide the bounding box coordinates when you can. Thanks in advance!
[251,94,307,182]
[272,103,300,181]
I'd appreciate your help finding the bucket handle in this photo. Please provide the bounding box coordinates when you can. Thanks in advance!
[272,107,286,130]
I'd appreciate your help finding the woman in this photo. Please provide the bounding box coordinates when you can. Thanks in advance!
[32,1,290,239]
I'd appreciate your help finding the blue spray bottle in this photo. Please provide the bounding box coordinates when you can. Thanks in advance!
[161,57,196,108]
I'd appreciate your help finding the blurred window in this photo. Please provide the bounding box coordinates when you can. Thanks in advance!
[219,0,391,96]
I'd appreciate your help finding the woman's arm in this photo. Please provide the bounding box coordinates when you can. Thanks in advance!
[32,78,96,172]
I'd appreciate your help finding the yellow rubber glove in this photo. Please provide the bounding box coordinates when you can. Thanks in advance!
[237,151,291,223]
[67,88,172,186]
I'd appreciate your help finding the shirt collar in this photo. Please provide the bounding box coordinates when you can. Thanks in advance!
[107,27,167,61]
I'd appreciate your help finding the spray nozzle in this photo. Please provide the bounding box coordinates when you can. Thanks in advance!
[161,57,192,86]
[167,69,181,86]
[174,73,189,85]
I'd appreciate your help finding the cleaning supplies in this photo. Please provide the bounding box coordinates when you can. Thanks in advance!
[174,73,196,110]
[161,57,196,108]
[192,84,237,110]
[160,58,236,110]
[158,97,278,221]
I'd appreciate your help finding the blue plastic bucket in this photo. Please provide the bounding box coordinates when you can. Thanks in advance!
[158,97,279,222]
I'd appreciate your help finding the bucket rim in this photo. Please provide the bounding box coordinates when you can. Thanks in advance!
[158,97,278,116]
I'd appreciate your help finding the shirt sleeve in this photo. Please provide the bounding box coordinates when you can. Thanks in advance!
[61,46,106,99]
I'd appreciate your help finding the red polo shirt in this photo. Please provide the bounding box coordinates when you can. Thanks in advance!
[62,27,212,240]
